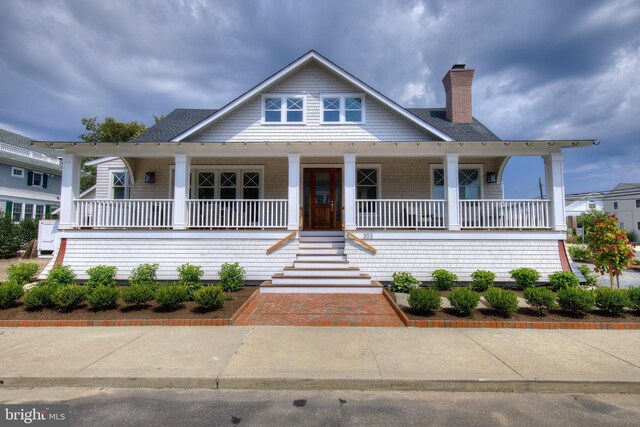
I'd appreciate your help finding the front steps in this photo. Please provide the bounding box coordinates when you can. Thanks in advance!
[261,231,382,294]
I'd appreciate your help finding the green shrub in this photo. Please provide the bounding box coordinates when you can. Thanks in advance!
[627,231,638,243]
[471,270,495,292]
[52,285,87,311]
[548,271,580,292]
[193,285,226,310]
[7,262,40,285]
[0,281,24,308]
[47,264,76,286]
[18,217,38,249]
[484,287,519,316]
[23,284,56,310]
[86,265,117,288]
[154,284,188,310]
[567,245,592,261]
[449,288,479,317]
[177,263,204,286]
[431,269,457,291]
[129,263,159,287]
[509,268,540,289]
[120,284,155,306]
[523,287,557,313]
[408,287,441,314]
[218,262,245,292]
[390,272,421,293]
[0,216,21,258]
[87,285,119,310]
[557,287,595,316]
[594,287,629,315]
[578,265,598,287]
[627,287,640,310]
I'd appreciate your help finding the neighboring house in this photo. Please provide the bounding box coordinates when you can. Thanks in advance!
[0,128,61,221]
[603,183,640,235]
[36,51,594,291]
[565,191,604,232]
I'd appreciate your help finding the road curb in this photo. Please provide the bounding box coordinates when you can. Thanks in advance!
[2,376,639,394]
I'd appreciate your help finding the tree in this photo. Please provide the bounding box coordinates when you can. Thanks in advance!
[78,117,149,191]
[577,209,608,241]
[588,215,636,289]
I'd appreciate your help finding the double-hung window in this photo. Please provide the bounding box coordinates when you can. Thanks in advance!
[35,205,44,220]
[357,168,378,200]
[111,171,128,199]
[263,94,305,123]
[12,203,22,222]
[197,172,215,199]
[321,94,365,123]
[432,167,481,199]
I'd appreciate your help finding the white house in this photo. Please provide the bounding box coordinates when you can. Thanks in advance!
[565,191,604,232]
[35,51,594,293]
[603,183,640,237]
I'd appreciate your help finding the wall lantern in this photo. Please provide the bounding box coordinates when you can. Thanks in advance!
[486,172,497,184]
[144,172,155,183]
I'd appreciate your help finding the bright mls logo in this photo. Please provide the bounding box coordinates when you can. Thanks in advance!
[2,405,69,426]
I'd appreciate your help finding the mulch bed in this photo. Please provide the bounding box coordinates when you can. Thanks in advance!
[0,286,256,321]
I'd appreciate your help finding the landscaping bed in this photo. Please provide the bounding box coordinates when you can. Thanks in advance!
[0,285,256,321]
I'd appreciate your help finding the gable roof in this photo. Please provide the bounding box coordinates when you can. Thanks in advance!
[168,50,457,142]
[603,183,640,200]
[0,127,62,172]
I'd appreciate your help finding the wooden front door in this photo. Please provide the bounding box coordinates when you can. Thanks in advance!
[303,168,342,230]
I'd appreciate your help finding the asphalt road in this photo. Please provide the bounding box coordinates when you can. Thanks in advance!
[1,388,639,427]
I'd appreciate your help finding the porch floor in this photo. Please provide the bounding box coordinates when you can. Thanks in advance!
[234,288,404,327]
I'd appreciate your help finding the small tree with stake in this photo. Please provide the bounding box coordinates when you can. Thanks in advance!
[588,215,635,289]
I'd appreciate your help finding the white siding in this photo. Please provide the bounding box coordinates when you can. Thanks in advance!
[189,62,437,142]
[95,158,126,199]
[345,238,563,282]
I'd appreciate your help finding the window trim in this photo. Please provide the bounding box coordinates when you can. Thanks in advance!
[12,202,23,222]
[356,166,381,200]
[11,167,24,178]
[173,165,265,200]
[430,163,484,200]
[32,171,44,187]
[109,169,129,199]
[320,93,366,124]
[261,94,306,125]
[613,201,619,210]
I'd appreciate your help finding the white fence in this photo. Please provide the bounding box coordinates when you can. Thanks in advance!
[356,200,447,229]
[75,200,173,228]
[459,199,550,229]
[187,199,288,229]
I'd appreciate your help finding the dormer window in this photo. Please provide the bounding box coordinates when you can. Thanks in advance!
[321,94,365,124]
[262,94,305,124]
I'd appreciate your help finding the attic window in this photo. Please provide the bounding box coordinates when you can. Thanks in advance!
[321,94,365,124]
[262,94,305,124]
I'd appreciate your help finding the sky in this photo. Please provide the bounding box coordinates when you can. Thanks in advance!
[1,0,639,198]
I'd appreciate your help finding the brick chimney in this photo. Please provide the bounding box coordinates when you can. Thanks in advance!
[442,64,475,123]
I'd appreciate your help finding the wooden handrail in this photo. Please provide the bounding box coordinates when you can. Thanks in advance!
[266,231,297,254]
[346,231,377,254]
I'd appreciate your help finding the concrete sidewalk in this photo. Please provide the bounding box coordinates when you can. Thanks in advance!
[1,327,639,392]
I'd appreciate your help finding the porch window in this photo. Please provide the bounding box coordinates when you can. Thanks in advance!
[321,94,365,123]
[24,204,33,220]
[12,203,22,222]
[220,172,237,199]
[111,171,129,199]
[263,94,305,123]
[243,172,260,199]
[197,172,215,199]
[357,168,378,200]
[35,205,44,220]
[432,168,481,199]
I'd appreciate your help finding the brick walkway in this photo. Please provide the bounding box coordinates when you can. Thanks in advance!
[234,293,404,327]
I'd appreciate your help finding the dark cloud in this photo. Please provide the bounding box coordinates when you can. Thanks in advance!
[1,0,639,196]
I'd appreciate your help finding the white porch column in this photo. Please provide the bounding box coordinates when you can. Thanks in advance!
[344,153,357,231]
[59,153,81,230]
[173,154,191,230]
[287,154,301,230]
[444,153,461,231]
[544,152,567,231]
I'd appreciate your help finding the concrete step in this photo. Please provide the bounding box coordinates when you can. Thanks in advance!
[282,267,361,277]
[271,273,372,286]
[293,260,350,269]
[298,247,345,255]
[296,254,347,261]
[299,242,345,249]
[260,284,383,294]
[299,231,344,237]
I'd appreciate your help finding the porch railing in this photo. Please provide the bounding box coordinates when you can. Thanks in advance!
[75,199,173,228]
[187,199,288,229]
[459,199,550,229]
[356,199,447,229]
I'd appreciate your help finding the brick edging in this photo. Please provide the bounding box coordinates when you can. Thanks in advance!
[230,287,260,324]
[382,288,410,327]
[0,319,230,327]
[409,319,640,329]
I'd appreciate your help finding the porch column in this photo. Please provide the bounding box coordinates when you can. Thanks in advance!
[173,154,191,230]
[444,153,461,230]
[544,152,567,231]
[287,154,301,230]
[344,153,357,230]
[59,153,81,230]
